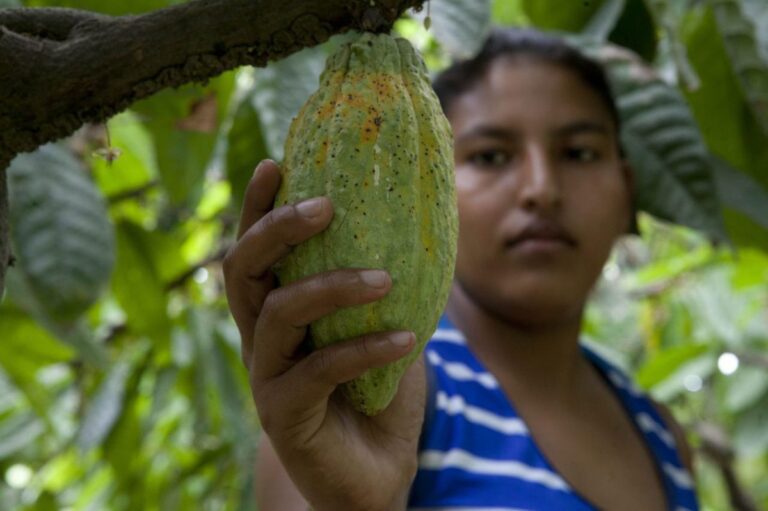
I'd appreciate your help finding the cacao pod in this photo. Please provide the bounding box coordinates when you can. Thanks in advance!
[274,32,458,415]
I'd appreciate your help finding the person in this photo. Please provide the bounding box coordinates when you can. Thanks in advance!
[223,28,700,511]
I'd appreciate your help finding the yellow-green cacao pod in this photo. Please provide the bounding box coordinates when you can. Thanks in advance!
[274,32,458,415]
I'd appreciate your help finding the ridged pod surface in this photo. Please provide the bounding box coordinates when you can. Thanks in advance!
[274,32,458,415]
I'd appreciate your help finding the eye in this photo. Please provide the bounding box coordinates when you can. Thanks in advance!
[563,146,601,163]
[467,149,511,168]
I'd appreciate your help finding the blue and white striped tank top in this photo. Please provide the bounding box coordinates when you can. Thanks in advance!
[408,315,699,510]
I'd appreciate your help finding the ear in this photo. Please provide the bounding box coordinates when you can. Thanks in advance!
[620,159,639,235]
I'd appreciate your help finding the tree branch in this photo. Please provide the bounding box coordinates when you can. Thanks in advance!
[0,0,424,159]
[0,0,424,298]
[0,159,9,299]
[695,421,759,511]
[165,245,231,291]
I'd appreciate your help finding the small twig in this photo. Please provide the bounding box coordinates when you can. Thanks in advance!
[736,351,768,370]
[694,421,759,511]
[106,180,160,205]
[165,245,231,291]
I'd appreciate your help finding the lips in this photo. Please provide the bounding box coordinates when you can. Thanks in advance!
[506,218,577,249]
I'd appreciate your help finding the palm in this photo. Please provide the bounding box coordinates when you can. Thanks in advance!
[295,357,426,510]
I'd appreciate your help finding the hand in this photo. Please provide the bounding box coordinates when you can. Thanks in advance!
[223,160,426,511]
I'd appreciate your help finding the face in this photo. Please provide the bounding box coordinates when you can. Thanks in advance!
[447,58,631,326]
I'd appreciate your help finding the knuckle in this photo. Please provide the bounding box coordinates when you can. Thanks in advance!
[254,394,278,433]
[221,246,237,278]
[306,348,335,383]
[268,204,306,245]
[325,269,363,295]
[259,207,281,234]
[354,336,375,360]
[259,289,285,323]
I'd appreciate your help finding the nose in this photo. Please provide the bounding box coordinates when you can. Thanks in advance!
[517,143,561,211]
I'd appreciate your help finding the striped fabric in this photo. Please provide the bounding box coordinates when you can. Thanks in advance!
[408,315,700,510]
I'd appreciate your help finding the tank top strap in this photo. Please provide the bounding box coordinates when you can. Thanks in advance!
[580,344,700,510]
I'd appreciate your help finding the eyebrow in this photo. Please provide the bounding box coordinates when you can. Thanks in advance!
[455,126,518,144]
[456,120,611,144]
[553,120,611,137]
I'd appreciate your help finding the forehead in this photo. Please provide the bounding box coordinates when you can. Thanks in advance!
[447,58,616,136]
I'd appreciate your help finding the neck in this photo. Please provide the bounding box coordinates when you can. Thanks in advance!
[445,283,589,402]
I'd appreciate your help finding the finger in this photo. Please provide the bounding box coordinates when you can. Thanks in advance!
[237,159,281,240]
[233,195,333,282]
[223,196,333,346]
[375,353,427,440]
[256,330,416,437]
[249,268,393,381]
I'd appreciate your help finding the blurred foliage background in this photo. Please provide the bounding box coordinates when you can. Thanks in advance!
[1,0,767,509]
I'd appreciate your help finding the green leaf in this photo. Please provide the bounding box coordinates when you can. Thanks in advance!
[0,412,44,459]
[742,0,768,60]
[629,244,717,286]
[587,45,727,240]
[523,0,603,32]
[77,360,132,452]
[210,329,250,447]
[416,0,492,58]
[683,4,768,241]
[22,0,181,15]
[111,221,169,336]
[188,309,215,435]
[491,0,529,26]
[731,248,768,289]
[0,305,73,365]
[91,111,158,199]
[725,366,768,413]
[710,155,768,235]
[733,394,768,455]
[583,0,627,42]
[103,390,143,482]
[682,5,768,191]
[681,269,748,347]
[4,271,108,368]
[637,342,712,388]
[7,144,115,323]
[132,74,235,206]
[221,71,270,214]
[648,353,717,401]
[710,0,768,136]
[250,46,327,161]
[607,0,657,62]
[644,0,700,89]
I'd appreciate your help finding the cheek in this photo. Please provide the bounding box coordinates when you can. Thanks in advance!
[568,174,629,261]
[455,182,498,269]
[455,169,504,249]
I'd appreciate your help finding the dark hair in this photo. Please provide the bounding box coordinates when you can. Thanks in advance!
[432,28,620,131]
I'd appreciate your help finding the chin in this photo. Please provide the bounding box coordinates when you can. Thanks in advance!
[461,277,585,328]
[498,301,581,328]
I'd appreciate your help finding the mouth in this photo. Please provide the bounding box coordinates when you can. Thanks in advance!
[506,220,577,250]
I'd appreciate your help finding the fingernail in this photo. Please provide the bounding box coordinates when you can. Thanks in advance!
[253,159,272,178]
[296,197,324,218]
[388,332,414,348]
[360,270,389,288]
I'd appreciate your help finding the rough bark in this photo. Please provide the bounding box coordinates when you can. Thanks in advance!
[0,0,425,298]
[0,158,9,300]
[0,0,424,158]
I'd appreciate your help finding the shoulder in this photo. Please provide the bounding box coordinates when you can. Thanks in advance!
[650,399,695,474]
[580,344,695,474]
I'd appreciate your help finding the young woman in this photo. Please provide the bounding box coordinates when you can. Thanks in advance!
[223,29,699,511]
